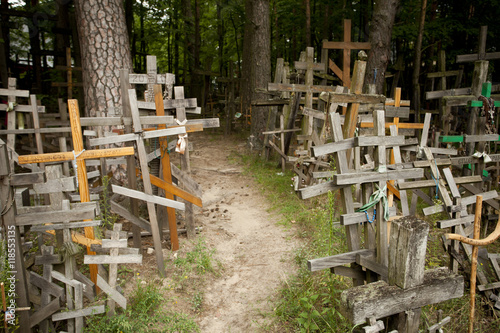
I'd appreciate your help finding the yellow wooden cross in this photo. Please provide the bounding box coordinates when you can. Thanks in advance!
[18,100,135,287]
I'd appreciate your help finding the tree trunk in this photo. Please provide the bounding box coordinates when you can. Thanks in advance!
[74,0,132,118]
[305,0,311,47]
[241,0,271,149]
[54,0,71,68]
[364,0,400,94]
[412,0,427,122]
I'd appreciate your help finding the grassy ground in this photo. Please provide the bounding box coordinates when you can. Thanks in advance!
[240,150,500,333]
[66,141,500,332]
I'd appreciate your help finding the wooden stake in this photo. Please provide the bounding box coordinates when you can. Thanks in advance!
[469,195,482,333]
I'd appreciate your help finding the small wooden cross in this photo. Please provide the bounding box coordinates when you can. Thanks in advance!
[18,100,135,286]
[129,55,175,103]
[322,19,371,88]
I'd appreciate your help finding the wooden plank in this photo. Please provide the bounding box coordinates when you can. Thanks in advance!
[385,106,410,118]
[261,128,301,135]
[0,127,71,135]
[268,82,342,94]
[301,107,326,120]
[144,170,202,207]
[32,176,76,193]
[29,271,64,299]
[333,266,365,281]
[464,134,500,143]
[111,184,185,210]
[355,135,405,147]
[334,169,424,185]
[356,254,388,280]
[29,297,61,328]
[442,168,461,198]
[15,205,96,226]
[0,104,45,112]
[18,147,135,164]
[10,171,45,186]
[96,275,127,309]
[436,215,474,229]
[101,239,128,248]
[170,163,203,197]
[136,98,197,110]
[80,115,174,127]
[340,268,464,325]
[128,73,175,85]
[423,190,499,215]
[84,254,142,265]
[298,181,345,199]
[110,200,151,232]
[461,183,500,210]
[327,92,386,104]
[425,88,471,100]
[307,249,375,272]
[52,305,105,321]
[311,138,355,157]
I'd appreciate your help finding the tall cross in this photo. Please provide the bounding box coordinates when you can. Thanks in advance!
[89,89,188,276]
[18,100,135,286]
[456,26,500,63]
[322,19,371,88]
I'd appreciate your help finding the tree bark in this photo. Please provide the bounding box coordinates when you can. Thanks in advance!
[412,0,427,122]
[73,0,132,118]
[364,0,400,94]
[241,0,271,149]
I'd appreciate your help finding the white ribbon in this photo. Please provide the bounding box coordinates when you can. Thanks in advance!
[175,134,188,154]
[472,151,492,163]
[176,119,188,126]
[72,149,85,186]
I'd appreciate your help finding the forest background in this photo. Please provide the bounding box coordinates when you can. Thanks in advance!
[1,0,500,143]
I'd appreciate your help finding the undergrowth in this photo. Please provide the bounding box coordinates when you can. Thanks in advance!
[239,151,500,332]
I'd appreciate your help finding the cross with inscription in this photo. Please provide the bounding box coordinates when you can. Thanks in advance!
[129,55,175,103]
[18,99,135,286]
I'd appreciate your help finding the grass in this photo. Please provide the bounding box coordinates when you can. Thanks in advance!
[238,150,500,332]
[85,280,200,333]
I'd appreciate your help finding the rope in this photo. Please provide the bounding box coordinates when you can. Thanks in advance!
[356,184,389,222]
[0,187,14,216]
[473,151,492,163]
[72,149,85,187]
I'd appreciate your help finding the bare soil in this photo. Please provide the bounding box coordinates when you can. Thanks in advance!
[128,131,300,332]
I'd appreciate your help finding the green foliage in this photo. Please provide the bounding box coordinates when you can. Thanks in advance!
[98,176,118,230]
[85,281,199,333]
[172,237,220,277]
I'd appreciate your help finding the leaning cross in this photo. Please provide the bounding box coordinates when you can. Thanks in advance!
[322,19,371,88]
[51,47,83,99]
[18,99,135,286]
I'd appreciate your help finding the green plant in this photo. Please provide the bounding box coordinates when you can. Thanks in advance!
[85,281,200,332]
[190,291,204,313]
[173,237,220,277]
[98,175,118,230]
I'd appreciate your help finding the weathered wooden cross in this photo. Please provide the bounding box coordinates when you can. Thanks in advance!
[89,89,187,276]
[322,19,371,89]
[340,216,464,333]
[130,55,175,103]
[18,100,135,286]
[456,26,500,64]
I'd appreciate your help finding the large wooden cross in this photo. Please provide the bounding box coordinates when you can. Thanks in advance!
[89,89,188,276]
[456,26,500,63]
[322,19,371,88]
[18,100,135,286]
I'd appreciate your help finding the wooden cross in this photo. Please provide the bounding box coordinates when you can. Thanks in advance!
[153,84,179,250]
[18,100,135,286]
[322,19,371,88]
[84,223,142,316]
[216,62,239,135]
[129,55,175,103]
[0,78,46,166]
[340,216,464,332]
[427,50,463,91]
[456,26,500,63]
[89,89,187,276]
[51,47,83,99]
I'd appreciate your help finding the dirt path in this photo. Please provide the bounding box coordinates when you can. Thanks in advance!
[185,132,299,332]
